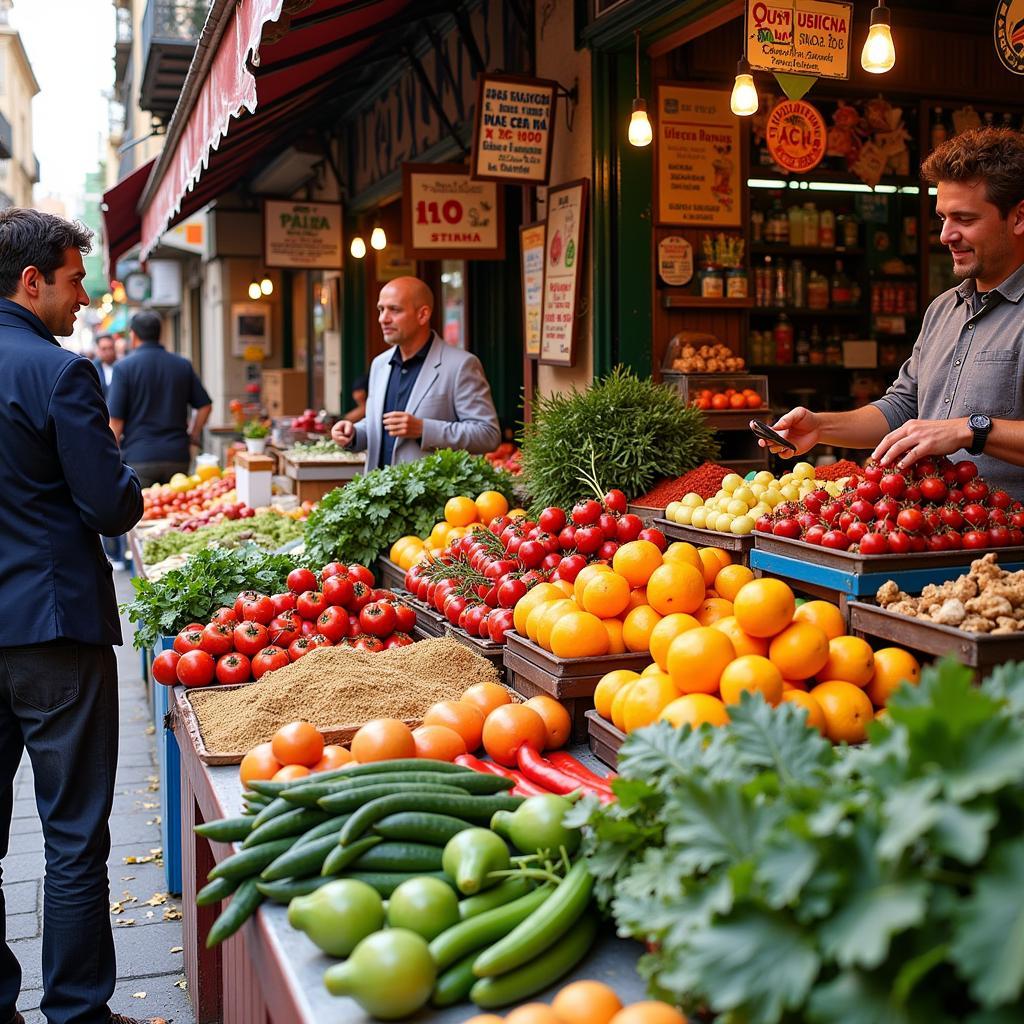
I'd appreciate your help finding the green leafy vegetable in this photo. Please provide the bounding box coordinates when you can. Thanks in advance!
[142,511,305,564]
[574,661,1024,1023]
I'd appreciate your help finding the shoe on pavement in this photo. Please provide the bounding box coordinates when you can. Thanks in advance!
[109,1016,169,1024]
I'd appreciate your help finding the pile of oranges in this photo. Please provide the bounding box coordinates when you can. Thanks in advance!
[239,721,351,785]
[692,386,764,411]
[588,545,921,745]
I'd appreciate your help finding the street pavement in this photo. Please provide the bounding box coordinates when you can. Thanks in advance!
[7,568,196,1024]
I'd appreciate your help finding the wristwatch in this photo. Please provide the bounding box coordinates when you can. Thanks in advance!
[968,414,992,456]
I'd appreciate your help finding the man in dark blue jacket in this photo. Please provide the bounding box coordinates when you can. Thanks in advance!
[0,209,159,1024]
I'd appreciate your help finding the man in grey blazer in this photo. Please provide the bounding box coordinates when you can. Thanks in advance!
[331,276,501,467]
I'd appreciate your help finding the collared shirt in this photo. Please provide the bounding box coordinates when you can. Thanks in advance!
[379,341,430,468]
[873,260,1024,497]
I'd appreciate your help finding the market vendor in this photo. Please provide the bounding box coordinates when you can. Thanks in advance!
[760,127,1024,497]
[331,276,500,468]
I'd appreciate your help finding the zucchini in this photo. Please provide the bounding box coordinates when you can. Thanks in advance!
[207,838,294,882]
[318,781,465,814]
[350,841,444,873]
[282,771,482,808]
[431,951,478,1008]
[250,796,293,829]
[373,811,475,846]
[195,875,239,907]
[261,834,339,881]
[320,835,382,877]
[255,875,339,904]
[291,814,350,848]
[458,876,533,920]
[242,807,332,848]
[194,816,253,843]
[206,879,264,948]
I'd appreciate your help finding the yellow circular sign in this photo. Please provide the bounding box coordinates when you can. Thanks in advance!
[766,99,827,175]
[995,1,1024,75]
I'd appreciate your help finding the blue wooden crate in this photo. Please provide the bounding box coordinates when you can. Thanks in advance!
[153,636,182,896]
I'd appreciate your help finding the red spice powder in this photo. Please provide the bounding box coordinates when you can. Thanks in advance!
[812,459,863,482]
[636,462,732,505]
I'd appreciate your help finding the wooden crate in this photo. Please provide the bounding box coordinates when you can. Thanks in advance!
[261,369,308,416]
[654,516,755,563]
[402,596,506,676]
[403,596,446,638]
[586,709,625,769]
[375,556,407,593]
[628,503,664,526]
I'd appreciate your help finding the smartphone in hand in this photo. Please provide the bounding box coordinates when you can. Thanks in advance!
[749,419,797,453]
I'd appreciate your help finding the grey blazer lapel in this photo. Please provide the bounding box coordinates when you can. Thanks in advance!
[405,333,444,415]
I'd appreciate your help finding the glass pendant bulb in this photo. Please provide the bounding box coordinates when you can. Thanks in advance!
[247,280,261,300]
[350,236,367,259]
[730,59,758,116]
[628,98,653,147]
[370,226,387,250]
[259,276,273,296]
[861,2,895,74]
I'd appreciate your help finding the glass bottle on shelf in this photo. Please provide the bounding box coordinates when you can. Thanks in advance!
[769,198,787,243]
[930,107,947,152]
[825,328,843,366]
[751,208,765,244]
[774,314,794,364]
[900,216,918,256]
[807,270,829,310]
[789,258,806,308]
[756,256,772,307]
[842,211,859,248]
[831,260,853,306]
[788,204,804,247]
[802,203,820,249]
[809,324,825,365]
[773,258,789,308]
[819,208,835,248]
[795,330,810,365]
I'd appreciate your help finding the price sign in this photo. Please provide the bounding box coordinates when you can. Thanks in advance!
[540,179,588,367]
[520,222,546,358]
[746,0,853,80]
[264,200,344,269]
[472,73,557,185]
[402,163,505,260]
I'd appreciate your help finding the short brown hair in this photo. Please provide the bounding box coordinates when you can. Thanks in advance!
[921,127,1024,218]
[0,208,92,297]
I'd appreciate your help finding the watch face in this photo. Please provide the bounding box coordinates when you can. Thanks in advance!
[969,414,992,431]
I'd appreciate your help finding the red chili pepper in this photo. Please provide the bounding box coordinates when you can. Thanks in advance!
[547,751,616,791]
[516,745,613,803]
[454,753,547,795]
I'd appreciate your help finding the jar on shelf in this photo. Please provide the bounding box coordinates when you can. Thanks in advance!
[699,265,725,298]
[725,267,748,299]
[773,313,794,364]
[807,270,829,310]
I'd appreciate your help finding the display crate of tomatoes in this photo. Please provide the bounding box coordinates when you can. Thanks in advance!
[661,373,768,411]
[585,708,626,768]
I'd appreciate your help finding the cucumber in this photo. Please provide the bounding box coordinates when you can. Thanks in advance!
[320,835,382,877]
[350,841,444,873]
[291,814,350,848]
[458,876,533,920]
[244,765,362,798]
[431,951,478,1008]
[206,879,264,948]
[196,875,239,907]
[262,834,339,881]
[241,790,271,806]
[255,875,339,904]
[242,807,332,848]
[318,781,466,814]
[282,771,489,808]
[207,838,295,882]
[373,812,475,846]
[194,816,253,843]
[341,792,523,846]
[469,912,598,1008]
[344,871,456,898]
[250,796,293,829]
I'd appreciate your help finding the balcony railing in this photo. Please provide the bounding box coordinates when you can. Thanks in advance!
[0,113,11,161]
[140,1,211,121]
[115,6,133,83]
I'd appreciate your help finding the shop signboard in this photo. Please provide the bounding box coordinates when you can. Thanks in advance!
[471,73,557,185]
[766,98,827,173]
[746,0,853,80]
[656,86,741,227]
[263,200,343,270]
[520,221,546,358]
[231,304,271,358]
[402,163,505,260]
[540,179,588,367]
[994,1,1024,74]
[657,236,694,286]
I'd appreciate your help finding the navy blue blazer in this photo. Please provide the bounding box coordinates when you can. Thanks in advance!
[0,299,143,646]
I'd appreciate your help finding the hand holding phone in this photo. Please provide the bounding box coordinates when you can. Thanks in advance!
[749,419,798,453]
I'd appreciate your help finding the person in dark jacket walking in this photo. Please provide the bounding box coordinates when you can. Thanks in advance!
[0,209,161,1024]
[90,334,117,400]
[107,311,211,488]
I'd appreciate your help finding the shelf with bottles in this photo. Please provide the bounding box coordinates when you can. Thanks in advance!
[751,198,862,252]
[750,307,866,319]
[750,243,864,257]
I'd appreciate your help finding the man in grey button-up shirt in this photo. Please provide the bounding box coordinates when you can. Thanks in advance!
[761,128,1024,497]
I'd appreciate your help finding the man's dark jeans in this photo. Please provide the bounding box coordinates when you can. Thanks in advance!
[0,640,119,1024]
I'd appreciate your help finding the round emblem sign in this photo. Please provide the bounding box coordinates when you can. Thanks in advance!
[766,100,827,174]
[995,0,1024,74]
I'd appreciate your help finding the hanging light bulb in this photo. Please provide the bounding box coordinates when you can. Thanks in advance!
[627,31,652,148]
[861,0,895,74]
[247,279,261,300]
[370,225,387,250]
[730,58,758,116]
[259,275,273,296]
[350,235,367,259]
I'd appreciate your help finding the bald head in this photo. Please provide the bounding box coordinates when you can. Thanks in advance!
[377,276,434,354]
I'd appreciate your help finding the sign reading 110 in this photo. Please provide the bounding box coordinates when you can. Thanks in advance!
[416,200,464,225]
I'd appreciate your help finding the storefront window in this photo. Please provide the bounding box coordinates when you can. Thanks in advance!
[440,260,466,349]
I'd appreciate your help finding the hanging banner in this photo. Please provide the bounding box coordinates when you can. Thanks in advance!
[264,200,344,269]
[766,99,828,173]
[746,0,853,80]
[471,74,557,185]
[994,1,1024,74]
[520,222,546,358]
[540,179,588,367]
[402,163,505,260]
[656,86,740,227]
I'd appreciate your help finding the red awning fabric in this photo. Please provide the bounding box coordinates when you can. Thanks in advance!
[140,0,415,258]
[102,157,157,270]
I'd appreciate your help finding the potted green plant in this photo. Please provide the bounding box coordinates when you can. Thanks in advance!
[242,420,270,454]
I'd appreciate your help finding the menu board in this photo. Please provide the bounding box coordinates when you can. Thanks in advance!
[264,200,344,269]
[656,86,740,227]
[472,74,557,185]
[540,180,588,367]
[520,222,546,358]
[746,0,853,80]
[402,163,504,260]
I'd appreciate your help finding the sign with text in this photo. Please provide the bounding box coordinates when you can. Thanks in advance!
[766,98,827,173]
[520,222,546,358]
[402,163,504,260]
[746,0,853,80]
[657,236,694,286]
[264,200,343,269]
[540,179,588,367]
[994,1,1024,74]
[472,74,557,185]
[656,86,740,227]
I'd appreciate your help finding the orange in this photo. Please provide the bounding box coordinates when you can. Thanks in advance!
[663,541,702,571]
[474,490,509,524]
[610,679,637,731]
[609,1002,688,1024]
[461,681,512,718]
[649,613,700,670]
[719,655,784,706]
[865,647,921,707]
[549,610,610,659]
[535,599,578,651]
[594,669,640,719]
[733,578,796,637]
[793,600,846,640]
[505,1005,563,1024]
[272,764,310,782]
[462,1017,505,1024]
[622,604,664,652]
[351,718,417,762]
[613,540,664,587]
[423,700,486,753]
[239,742,281,785]
[311,745,353,773]
[646,562,705,615]
[444,495,479,527]
[660,693,730,729]
[821,636,875,688]
[782,679,809,691]
[482,703,548,766]
[412,724,467,761]
[810,680,874,744]
[694,597,734,626]
[513,582,565,634]
[581,571,631,618]
[713,563,754,602]
[603,618,626,654]
[622,672,679,732]
[781,690,827,734]
[711,616,768,658]
[271,721,325,768]
[768,622,830,680]
[524,695,572,749]
[626,586,649,610]
[552,578,575,598]
[428,521,452,548]
[666,627,736,694]
[698,547,729,586]
[525,597,565,644]
[641,661,664,676]
[574,563,614,605]
[552,980,623,1024]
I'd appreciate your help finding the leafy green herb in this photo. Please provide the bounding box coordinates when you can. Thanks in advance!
[572,660,1024,1023]
[518,366,717,509]
[142,512,305,564]
[121,544,299,649]
[303,449,514,567]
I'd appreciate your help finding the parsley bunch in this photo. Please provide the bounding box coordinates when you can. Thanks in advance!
[572,661,1024,1023]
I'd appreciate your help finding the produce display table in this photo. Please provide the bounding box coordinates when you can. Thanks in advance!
[586,710,626,768]
[169,688,646,1024]
[279,451,365,503]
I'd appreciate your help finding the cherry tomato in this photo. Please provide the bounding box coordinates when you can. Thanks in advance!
[392,603,416,633]
[858,532,889,555]
[287,567,318,594]
[270,592,297,615]
[200,622,234,657]
[233,620,270,656]
[347,564,375,588]
[176,649,216,687]
[359,601,398,637]
[215,652,251,685]
[896,508,924,533]
[322,574,354,608]
[210,607,238,627]
[538,507,567,534]
[241,594,275,625]
[638,527,667,551]
[887,531,912,554]
[919,477,948,504]
[348,581,373,612]
[954,460,979,484]
[252,646,290,679]
[821,530,852,550]
[603,489,628,514]
[296,590,329,620]
[152,650,181,686]
[321,562,348,581]
[173,629,204,655]
[963,530,989,549]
